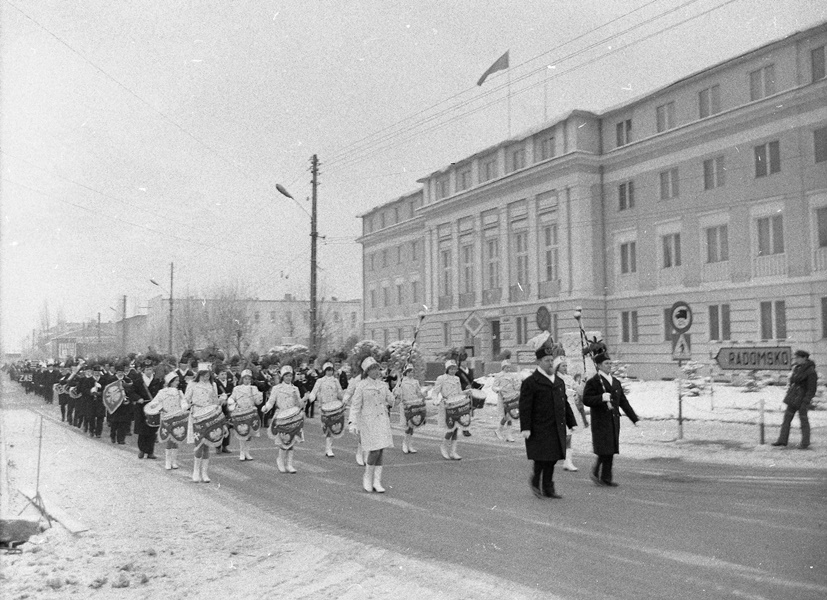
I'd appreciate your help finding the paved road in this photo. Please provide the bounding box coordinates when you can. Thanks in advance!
[17,393,827,600]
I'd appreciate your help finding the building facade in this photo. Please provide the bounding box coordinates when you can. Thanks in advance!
[359,23,827,379]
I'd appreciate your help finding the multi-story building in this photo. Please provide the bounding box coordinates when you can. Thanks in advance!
[359,22,827,379]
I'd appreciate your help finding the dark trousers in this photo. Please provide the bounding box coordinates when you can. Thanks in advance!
[88,415,103,437]
[110,421,129,444]
[593,454,614,483]
[137,433,156,456]
[66,401,76,426]
[777,405,810,447]
[532,461,556,495]
[305,400,316,418]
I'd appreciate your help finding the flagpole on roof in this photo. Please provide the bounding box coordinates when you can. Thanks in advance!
[507,67,512,138]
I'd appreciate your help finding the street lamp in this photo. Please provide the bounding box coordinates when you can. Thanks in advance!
[150,261,174,356]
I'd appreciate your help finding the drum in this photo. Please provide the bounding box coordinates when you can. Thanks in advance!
[502,394,520,420]
[403,399,427,429]
[268,406,304,449]
[159,409,190,443]
[192,405,227,449]
[320,401,346,438]
[444,394,472,431]
[231,405,261,441]
[470,388,487,410]
[144,399,163,427]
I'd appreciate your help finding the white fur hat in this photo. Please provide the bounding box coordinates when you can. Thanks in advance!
[164,371,180,386]
[280,365,293,376]
[361,356,378,372]
[444,359,458,370]
[240,369,253,379]
[322,362,334,372]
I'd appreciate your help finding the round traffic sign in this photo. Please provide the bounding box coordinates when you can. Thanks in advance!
[536,306,551,331]
[670,301,692,333]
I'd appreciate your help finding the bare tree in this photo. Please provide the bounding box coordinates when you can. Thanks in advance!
[175,295,208,352]
[203,282,255,357]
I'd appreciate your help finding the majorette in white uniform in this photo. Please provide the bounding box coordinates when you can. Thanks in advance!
[183,369,222,483]
[227,369,263,461]
[393,364,426,454]
[262,365,305,473]
[430,360,470,460]
[348,356,394,493]
[492,359,523,442]
[308,362,344,457]
[155,371,187,469]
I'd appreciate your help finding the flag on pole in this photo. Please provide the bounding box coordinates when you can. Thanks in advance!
[477,51,509,86]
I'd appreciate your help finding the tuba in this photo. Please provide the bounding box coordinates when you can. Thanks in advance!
[69,386,81,399]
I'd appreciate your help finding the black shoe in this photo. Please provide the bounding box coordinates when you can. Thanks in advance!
[462,430,472,437]
[146,454,158,459]
[771,441,787,447]
[138,452,145,459]
[117,441,126,445]
[590,473,606,486]
[602,480,619,487]
[528,477,543,499]
[544,488,563,499]
[797,444,811,450]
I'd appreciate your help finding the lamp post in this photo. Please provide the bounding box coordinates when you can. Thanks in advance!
[150,261,174,356]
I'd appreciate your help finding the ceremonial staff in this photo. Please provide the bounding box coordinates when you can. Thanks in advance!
[395,311,426,392]
[574,306,612,405]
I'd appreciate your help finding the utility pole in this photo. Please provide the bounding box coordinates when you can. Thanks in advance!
[309,154,319,355]
[169,261,174,357]
[121,295,127,354]
[97,312,101,354]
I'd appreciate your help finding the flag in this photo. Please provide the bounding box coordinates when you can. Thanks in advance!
[477,51,509,86]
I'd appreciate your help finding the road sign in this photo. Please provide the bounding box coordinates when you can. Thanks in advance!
[516,350,536,364]
[463,312,484,337]
[670,301,692,333]
[714,346,792,371]
[672,333,691,361]
[536,306,551,331]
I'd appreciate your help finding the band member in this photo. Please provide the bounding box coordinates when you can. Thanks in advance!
[56,362,72,422]
[299,360,318,418]
[64,359,85,427]
[349,357,395,493]
[72,363,95,433]
[184,366,222,483]
[308,362,344,457]
[343,369,367,465]
[42,361,60,404]
[519,341,576,500]
[456,353,483,437]
[558,364,588,472]
[227,369,263,461]
[262,365,305,473]
[108,360,133,445]
[257,357,281,428]
[131,358,163,460]
[175,351,196,395]
[431,359,471,460]
[214,364,234,454]
[334,358,349,390]
[394,364,425,454]
[493,359,522,442]
[582,350,639,487]
[155,371,187,469]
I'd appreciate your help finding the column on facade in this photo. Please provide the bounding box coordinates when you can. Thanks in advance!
[451,219,460,309]
[498,205,510,305]
[426,227,435,311]
[526,195,539,301]
[473,213,484,305]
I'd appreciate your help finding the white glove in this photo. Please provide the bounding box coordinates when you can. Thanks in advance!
[521,430,531,439]
[348,423,357,435]
[602,392,611,402]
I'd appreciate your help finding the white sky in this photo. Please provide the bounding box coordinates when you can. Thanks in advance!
[1,0,824,352]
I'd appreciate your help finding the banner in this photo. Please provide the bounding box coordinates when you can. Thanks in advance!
[103,381,125,414]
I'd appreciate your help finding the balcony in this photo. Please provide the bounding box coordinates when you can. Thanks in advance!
[701,260,730,283]
[538,279,561,298]
[813,247,827,272]
[752,253,787,278]
[509,284,531,302]
[438,295,453,311]
[458,292,476,308]
[657,266,685,288]
[482,288,502,305]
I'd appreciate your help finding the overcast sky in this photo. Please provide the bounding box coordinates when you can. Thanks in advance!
[1,0,824,353]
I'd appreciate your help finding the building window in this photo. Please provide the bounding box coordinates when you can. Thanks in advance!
[436,176,450,200]
[542,223,559,281]
[351,312,357,328]
[757,214,784,256]
[815,126,827,163]
[370,289,376,309]
[754,141,781,177]
[440,249,452,297]
[457,167,472,191]
[616,119,632,147]
[381,249,388,268]
[749,64,776,101]
[461,243,475,294]
[539,135,555,161]
[485,238,500,290]
[365,217,373,234]
[659,167,679,200]
[481,157,498,181]
[443,322,450,347]
[698,84,721,118]
[656,101,675,133]
[516,316,529,345]
[818,207,827,248]
[411,280,420,303]
[383,287,390,307]
[705,224,729,263]
[508,147,525,173]
[663,308,673,341]
[368,254,374,271]
[411,240,419,262]
[703,156,725,190]
[513,230,529,287]
[379,212,385,229]
[708,304,731,341]
[394,206,399,224]
[618,181,634,210]
[254,312,260,323]
[269,311,277,324]
[396,245,403,264]
[620,241,637,274]
[621,310,639,343]
[760,300,786,340]
[812,45,826,82]
[396,283,403,305]
[397,327,404,341]
[662,233,682,268]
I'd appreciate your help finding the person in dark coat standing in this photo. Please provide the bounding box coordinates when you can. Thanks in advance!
[519,341,576,499]
[582,351,638,487]
[773,349,818,449]
[107,360,134,445]
[131,358,163,459]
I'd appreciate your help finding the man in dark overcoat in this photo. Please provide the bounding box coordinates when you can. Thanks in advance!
[773,349,818,449]
[519,343,576,499]
[582,352,638,486]
[107,360,134,445]
[130,358,163,459]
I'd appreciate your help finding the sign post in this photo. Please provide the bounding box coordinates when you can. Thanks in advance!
[669,301,692,440]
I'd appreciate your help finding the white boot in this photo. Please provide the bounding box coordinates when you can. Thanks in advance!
[276,449,286,473]
[363,465,375,492]
[406,434,417,454]
[373,465,385,493]
[325,437,334,457]
[356,445,365,466]
[170,448,179,469]
[286,449,297,473]
[200,458,211,483]
[165,449,172,470]
[402,437,409,454]
[564,448,578,471]
[239,448,246,461]
[440,439,451,460]
[192,457,202,482]
[244,447,253,461]
[495,425,505,441]
[449,440,462,460]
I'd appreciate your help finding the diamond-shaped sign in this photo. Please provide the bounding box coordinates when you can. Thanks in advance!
[463,312,484,337]
[672,332,691,361]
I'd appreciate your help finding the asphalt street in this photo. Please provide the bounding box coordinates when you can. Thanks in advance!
[19,398,827,600]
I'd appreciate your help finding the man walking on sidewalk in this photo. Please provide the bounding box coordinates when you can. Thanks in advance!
[773,350,818,449]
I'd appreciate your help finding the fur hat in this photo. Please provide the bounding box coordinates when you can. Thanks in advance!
[322,362,334,373]
[164,371,180,386]
[444,359,458,371]
[240,369,253,379]
[794,349,810,359]
[361,356,379,372]
[280,365,294,376]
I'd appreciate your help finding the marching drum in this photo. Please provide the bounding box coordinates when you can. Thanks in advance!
[320,401,346,438]
[144,399,163,427]
[470,388,487,410]
[192,405,227,449]
[502,394,520,420]
[230,405,261,441]
[159,409,190,443]
[269,406,304,449]
[402,399,427,429]
[444,394,472,431]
